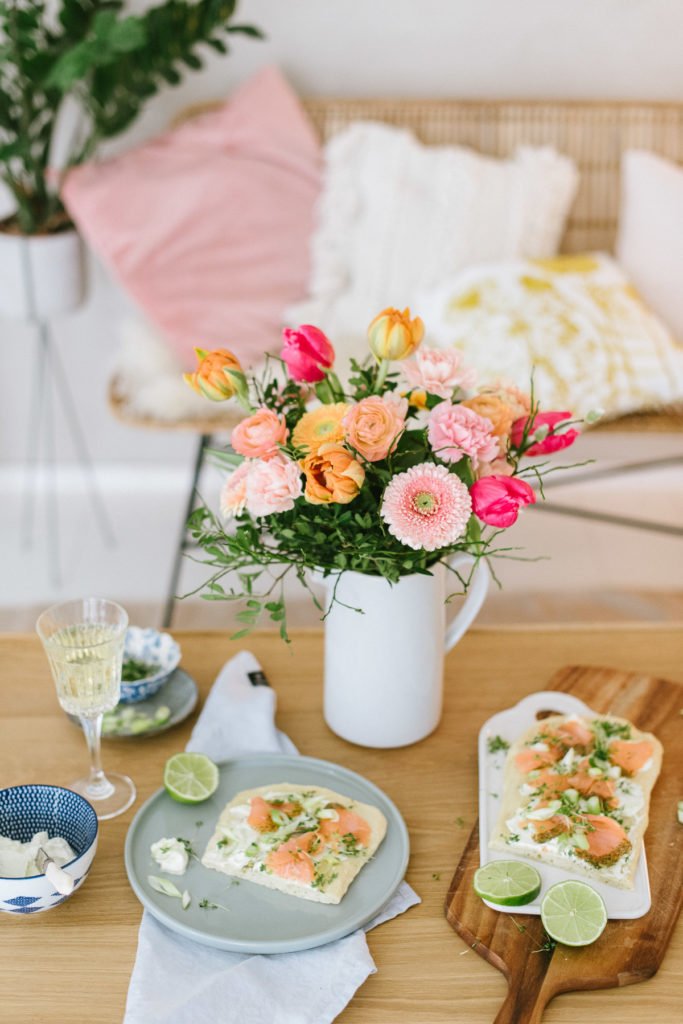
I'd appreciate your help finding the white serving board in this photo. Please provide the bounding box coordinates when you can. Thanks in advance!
[478,690,651,919]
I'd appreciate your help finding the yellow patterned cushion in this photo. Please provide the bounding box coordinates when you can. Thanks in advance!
[420,253,683,419]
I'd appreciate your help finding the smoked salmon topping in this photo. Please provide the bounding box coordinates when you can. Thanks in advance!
[574,815,632,867]
[608,740,653,776]
[319,808,372,849]
[566,772,616,802]
[515,746,563,774]
[550,719,594,750]
[247,796,302,832]
[266,832,317,883]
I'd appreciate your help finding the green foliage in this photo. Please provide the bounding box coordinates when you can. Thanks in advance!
[0,0,263,233]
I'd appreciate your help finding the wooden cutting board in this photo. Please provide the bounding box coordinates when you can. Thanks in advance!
[445,664,683,1024]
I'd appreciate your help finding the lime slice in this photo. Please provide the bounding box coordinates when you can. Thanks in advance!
[473,860,542,906]
[164,752,219,804]
[540,880,607,946]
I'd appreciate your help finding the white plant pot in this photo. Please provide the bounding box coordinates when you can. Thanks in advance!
[322,555,490,749]
[0,227,86,319]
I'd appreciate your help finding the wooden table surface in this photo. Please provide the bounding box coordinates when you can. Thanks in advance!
[1,625,682,1024]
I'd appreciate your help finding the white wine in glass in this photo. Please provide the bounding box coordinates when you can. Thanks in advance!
[37,598,136,820]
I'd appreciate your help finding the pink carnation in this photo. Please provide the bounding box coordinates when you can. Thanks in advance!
[246,456,303,517]
[428,402,499,468]
[403,347,477,399]
[381,463,472,551]
[470,475,536,528]
[343,393,408,462]
[220,461,252,519]
[231,408,288,461]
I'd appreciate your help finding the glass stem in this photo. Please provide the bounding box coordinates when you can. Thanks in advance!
[79,714,114,800]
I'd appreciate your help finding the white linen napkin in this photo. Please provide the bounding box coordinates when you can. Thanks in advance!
[124,651,420,1024]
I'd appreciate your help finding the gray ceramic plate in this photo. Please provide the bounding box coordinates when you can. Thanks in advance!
[124,754,410,953]
[69,669,198,740]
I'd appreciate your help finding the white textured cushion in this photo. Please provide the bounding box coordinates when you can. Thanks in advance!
[418,253,683,420]
[289,122,578,360]
[617,149,683,342]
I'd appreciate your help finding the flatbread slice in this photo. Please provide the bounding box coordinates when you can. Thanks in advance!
[489,713,662,889]
[202,782,387,905]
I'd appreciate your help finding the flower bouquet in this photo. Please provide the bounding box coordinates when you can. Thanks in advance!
[184,308,581,747]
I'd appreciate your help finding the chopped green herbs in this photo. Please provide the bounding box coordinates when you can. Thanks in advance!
[121,657,155,681]
[487,735,510,754]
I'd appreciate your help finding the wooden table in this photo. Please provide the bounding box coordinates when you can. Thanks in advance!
[2,625,682,1023]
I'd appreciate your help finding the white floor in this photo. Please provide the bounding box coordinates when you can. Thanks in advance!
[2,431,682,632]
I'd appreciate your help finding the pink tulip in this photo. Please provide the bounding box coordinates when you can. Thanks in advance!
[470,475,536,528]
[511,411,579,456]
[281,325,335,383]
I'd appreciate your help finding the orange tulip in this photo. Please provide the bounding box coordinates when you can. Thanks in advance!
[302,443,365,505]
[183,347,248,403]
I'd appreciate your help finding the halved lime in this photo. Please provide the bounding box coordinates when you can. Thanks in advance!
[473,860,542,906]
[540,880,607,946]
[163,752,219,804]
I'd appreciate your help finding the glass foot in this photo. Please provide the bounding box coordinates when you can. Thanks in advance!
[69,772,136,820]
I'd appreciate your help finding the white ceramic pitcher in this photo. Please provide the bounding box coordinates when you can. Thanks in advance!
[322,554,489,748]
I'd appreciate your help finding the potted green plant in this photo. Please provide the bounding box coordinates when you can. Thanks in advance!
[0,0,261,318]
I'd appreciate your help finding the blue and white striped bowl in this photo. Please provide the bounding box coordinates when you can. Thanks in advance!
[0,785,98,914]
[120,627,181,704]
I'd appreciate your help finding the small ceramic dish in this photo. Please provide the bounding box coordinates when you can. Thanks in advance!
[120,627,181,704]
[0,785,98,915]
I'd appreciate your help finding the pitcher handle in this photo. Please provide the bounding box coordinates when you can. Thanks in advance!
[444,553,490,652]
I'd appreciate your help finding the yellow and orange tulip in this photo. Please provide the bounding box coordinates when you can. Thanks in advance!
[183,347,247,403]
[367,307,424,362]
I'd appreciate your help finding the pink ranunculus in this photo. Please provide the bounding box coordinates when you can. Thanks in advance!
[511,411,579,456]
[245,456,303,517]
[281,324,335,383]
[470,475,536,528]
[403,347,477,399]
[220,461,252,519]
[231,408,288,461]
[342,393,408,462]
[428,402,499,468]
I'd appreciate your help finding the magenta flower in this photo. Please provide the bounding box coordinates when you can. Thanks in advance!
[470,475,536,528]
[281,324,335,383]
[427,402,499,468]
[380,463,472,551]
[511,411,579,456]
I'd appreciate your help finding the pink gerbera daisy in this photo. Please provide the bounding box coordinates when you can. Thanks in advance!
[381,463,472,551]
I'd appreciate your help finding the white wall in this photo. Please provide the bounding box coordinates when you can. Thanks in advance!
[2,0,682,467]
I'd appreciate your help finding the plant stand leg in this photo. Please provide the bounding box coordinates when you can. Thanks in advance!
[48,334,116,547]
[21,326,48,550]
[40,322,62,587]
[162,433,211,629]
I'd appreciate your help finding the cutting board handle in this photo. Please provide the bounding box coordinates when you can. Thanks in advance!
[494,983,547,1024]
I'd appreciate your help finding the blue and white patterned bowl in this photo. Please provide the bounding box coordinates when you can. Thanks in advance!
[120,627,181,704]
[0,785,98,914]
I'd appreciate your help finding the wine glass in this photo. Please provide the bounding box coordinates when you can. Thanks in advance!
[36,597,136,820]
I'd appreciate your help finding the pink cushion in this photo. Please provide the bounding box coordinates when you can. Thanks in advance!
[63,67,321,368]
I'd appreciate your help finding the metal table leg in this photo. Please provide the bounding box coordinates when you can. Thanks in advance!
[162,433,211,628]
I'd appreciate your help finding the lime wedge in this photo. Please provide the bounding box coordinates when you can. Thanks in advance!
[164,752,219,804]
[540,880,607,946]
[473,860,541,906]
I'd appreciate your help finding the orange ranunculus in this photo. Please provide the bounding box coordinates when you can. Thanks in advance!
[183,347,247,402]
[462,385,531,439]
[367,307,424,361]
[291,403,349,455]
[302,443,365,505]
[342,394,407,462]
